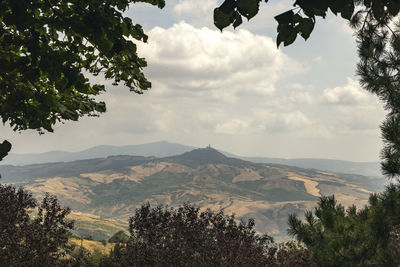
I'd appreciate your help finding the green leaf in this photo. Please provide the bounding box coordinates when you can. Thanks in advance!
[214,8,232,31]
[117,3,127,11]
[0,0,159,133]
[329,5,339,15]
[134,0,165,8]
[274,10,294,24]
[341,2,354,20]
[276,32,284,47]
[313,8,327,18]
[284,28,298,46]
[237,0,260,20]
[297,18,314,40]
[295,0,316,18]
[232,12,243,28]
[0,140,12,161]
[363,0,372,8]
[371,0,385,19]
[96,102,106,113]
[277,24,297,47]
[388,1,400,16]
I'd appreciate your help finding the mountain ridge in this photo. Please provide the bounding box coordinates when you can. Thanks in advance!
[1,147,385,240]
[1,141,382,177]
[0,141,195,166]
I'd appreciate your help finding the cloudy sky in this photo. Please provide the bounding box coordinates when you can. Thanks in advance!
[1,0,387,161]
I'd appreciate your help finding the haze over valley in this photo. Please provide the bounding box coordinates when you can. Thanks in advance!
[1,143,385,240]
[2,141,382,177]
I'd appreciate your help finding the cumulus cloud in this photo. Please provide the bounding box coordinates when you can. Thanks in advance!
[122,22,311,137]
[138,22,303,102]
[3,18,384,161]
[323,77,372,105]
[318,77,385,133]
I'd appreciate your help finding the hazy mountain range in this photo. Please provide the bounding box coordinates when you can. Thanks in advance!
[1,141,382,178]
[0,141,195,166]
[1,147,385,240]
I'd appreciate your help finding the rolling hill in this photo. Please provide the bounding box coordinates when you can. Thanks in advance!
[0,141,382,177]
[0,147,385,240]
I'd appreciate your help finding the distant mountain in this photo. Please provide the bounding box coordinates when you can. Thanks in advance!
[1,141,382,178]
[167,147,248,168]
[237,157,382,178]
[1,148,385,240]
[0,141,195,166]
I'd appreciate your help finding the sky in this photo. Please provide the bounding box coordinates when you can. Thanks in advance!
[0,0,387,161]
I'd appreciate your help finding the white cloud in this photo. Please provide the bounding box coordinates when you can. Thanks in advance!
[323,77,372,105]
[286,83,305,90]
[288,91,313,104]
[299,125,333,138]
[280,111,312,129]
[138,22,303,102]
[335,105,385,132]
[1,16,386,162]
[313,56,323,64]
[317,77,385,133]
[326,15,354,36]
[215,119,251,135]
[173,0,217,18]
[212,109,313,135]
[236,0,294,32]
[252,109,312,132]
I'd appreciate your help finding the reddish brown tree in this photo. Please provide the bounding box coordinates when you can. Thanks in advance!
[101,203,312,266]
[0,184,74,266]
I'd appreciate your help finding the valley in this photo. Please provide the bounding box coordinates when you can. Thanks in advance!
[0,147,385,241]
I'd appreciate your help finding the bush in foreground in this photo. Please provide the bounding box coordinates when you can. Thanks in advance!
[0,183,312,266]
[0,184,74,266]
[101,203,312,266]
[288,183,400,266]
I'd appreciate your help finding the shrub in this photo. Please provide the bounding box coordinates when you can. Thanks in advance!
[0,184,74,266]
[101,203,275,266]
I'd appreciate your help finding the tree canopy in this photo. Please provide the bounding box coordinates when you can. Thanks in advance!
[100,203,312,266]
[0,184,74,266]
[288,184,400,266]
[0,0,164,133]
[355,9,400,178]
[214,0,400,47]
[108,230,129,244]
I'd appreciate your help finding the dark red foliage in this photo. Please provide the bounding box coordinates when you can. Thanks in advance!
[101,203,312,266]
[0,184,74,266]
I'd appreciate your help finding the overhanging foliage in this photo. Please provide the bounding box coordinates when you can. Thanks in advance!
[0,0,164,133]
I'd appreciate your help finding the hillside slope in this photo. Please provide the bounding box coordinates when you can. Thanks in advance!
[1,148,385,240]
[0,141,382,177]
